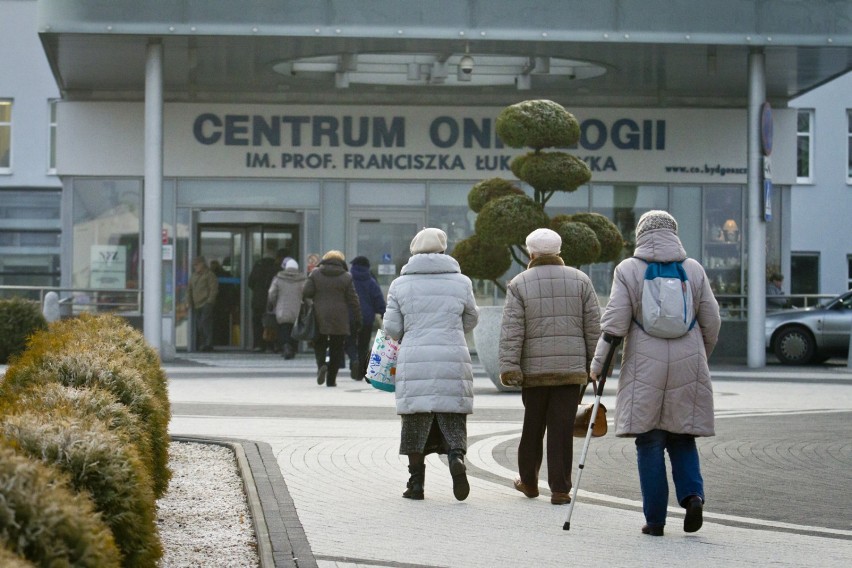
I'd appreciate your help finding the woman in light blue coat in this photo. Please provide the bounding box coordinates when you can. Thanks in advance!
[384,228,479,501]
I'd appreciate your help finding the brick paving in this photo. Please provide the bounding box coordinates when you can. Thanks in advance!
[164,353,852,567]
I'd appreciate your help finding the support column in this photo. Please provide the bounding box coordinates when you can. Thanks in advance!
[143,40,163,353]
[747,49,766,368]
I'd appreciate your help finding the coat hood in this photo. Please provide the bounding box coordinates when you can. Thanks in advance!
[633,229,687,263]
[349,263,373,281]
[317,258,348,275]
[400,253,461,275]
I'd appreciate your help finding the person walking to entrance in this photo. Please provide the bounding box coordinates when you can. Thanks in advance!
[498,228,601,505]
[384,228,479,501]
[267,258,307,359]
[249,245,283,352]
[188,256,219,352]
[348,256,386,380]
[590,210,721,537]
[302,250,361,387]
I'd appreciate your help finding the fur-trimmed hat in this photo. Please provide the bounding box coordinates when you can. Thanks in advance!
[635,210,678,238]
[525,228,562,255]
[409,228,447,254]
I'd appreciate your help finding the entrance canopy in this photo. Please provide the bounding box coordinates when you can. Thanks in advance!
[36,0,852,108]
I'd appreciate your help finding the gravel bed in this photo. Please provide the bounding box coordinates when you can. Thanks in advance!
[157,441,260,567]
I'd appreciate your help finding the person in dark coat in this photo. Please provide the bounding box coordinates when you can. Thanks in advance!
[348,256,387,380]
[248,246,282,352]
[302,250,362,387]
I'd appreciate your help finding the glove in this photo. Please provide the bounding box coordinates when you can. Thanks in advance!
[500,371,524,388]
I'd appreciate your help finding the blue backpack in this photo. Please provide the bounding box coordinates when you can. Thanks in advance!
[633,258,697,338]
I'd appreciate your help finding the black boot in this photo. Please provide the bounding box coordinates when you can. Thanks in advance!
[402,464,425,500]
[448,450,470,501]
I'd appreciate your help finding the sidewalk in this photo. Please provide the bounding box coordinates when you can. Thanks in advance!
[165,352,852,568]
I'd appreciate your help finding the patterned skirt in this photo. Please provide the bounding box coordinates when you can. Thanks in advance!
[399,412,467,455]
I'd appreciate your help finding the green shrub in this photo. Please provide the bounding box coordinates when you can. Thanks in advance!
[11,383,156,492]
[0,444,121,568]
[1,348,171,498]
[554,221,601,267]
[451,233,514,281]
[0,546,36,568]
[0,297,47,364]
[467,178,525,213]
[1,411,163,568]
[475,194,549,248]
[496,99,580,150]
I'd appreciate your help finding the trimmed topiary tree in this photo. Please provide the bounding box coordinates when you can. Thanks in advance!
[0,297,47,364]
[452,99,624,291]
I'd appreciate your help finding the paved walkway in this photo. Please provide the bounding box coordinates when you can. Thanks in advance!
[164,352,852,568]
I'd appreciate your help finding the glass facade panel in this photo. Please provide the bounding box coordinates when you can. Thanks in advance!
[848,111,852,182]
[0,189,61,288]
[703,185,742,295]
[349,182,426,206]
[428,183,474,256]
[71,179,142,312]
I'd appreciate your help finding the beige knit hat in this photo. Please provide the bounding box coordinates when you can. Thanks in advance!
[525,228,562,255]
[409,228,448,254]
[635,210,678,238]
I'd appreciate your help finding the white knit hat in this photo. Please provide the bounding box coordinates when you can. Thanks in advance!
[525,228,562,255]
[283,258,299,270]
[635,210,678,238]
[409,228,448,254]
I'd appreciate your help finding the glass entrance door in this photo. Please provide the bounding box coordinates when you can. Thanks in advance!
[193,222,298,351]
[348,211,424,295]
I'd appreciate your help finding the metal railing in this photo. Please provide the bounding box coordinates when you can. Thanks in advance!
[715,293,838,320]
[0,285,142,316]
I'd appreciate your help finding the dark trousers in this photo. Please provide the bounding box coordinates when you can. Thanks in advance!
[277,322,297,357]
[313,334,347,383]
[518,384,582,494]
[353,326,374,378]
[195,303,214,350]
[251,305,268,349]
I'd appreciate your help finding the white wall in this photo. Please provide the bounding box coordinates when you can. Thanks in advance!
[0,0,61,188]
[790,71,852,294]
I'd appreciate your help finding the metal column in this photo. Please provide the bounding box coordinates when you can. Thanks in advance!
[143,40,163,353]
[747,49,766,368]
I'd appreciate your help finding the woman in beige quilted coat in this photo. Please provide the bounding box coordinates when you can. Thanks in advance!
[499,228,601,505]
[590,210,721,537]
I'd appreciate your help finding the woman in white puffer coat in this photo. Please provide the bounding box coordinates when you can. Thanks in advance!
[383,228,479,502]
[590,210,720,538]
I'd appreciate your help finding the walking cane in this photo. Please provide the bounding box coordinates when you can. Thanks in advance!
[563,332,623,531]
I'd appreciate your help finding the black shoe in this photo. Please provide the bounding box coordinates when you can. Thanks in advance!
[683,496,703,533]
[350,360,361,380]
[448,451,469,501]
[317,365,327,385]
[642,524,665,536]
[403,464,425,500]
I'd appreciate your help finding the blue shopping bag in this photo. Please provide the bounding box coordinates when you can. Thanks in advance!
[366,328,399,392]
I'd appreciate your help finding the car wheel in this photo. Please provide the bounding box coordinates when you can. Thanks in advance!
[773,326,815,365]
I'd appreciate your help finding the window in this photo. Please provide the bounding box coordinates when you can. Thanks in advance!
[790,253,820,307]
[0,99,11,171]
[796,109,813,183]
[48,99,58,173]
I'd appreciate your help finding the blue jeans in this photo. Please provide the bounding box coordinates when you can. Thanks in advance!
[635,429,704,527]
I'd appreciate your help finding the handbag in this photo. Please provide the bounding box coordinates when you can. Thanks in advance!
[291,300,317,341]
[366,328,400,392]
[573,380,607,438]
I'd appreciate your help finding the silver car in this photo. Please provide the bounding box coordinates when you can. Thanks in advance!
[765,290,852,364]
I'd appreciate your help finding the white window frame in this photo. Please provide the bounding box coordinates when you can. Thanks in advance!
[847,110,852,185]
[0,98,11,174]
[796,108,814,184]
[47,99,58,175]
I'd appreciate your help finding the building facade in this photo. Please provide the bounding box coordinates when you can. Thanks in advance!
[0,0,62,291]
[790,71,852,297]
[8,0,852,363]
